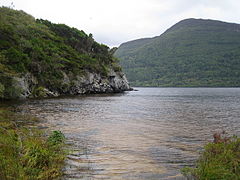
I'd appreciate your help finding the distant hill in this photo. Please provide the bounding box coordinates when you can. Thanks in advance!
[115,18,240,87]
[0,7,131,99]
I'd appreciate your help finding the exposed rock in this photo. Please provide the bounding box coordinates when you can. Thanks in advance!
[68,68,131,95]
[14,67,132,99]
[13,73,37,98]
[39,88,59,98]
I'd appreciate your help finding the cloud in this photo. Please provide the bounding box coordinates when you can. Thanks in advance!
[1,0,240,47]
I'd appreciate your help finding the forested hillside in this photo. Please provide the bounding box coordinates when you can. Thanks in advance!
[115,18,240,87]
[0,7,130,99]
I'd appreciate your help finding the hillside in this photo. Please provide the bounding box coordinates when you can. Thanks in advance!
[0,7,131,99]
[115,18,240,87]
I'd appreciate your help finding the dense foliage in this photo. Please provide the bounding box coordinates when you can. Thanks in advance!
[0,7,121,99]
[115,18,240,87]
[182,133,240,180]
[0,108,66,179]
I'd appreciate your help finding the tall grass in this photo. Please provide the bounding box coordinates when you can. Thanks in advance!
[0,108,66,180]
[182,132,240,180]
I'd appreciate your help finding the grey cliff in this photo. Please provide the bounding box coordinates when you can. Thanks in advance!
[13,67,132,99]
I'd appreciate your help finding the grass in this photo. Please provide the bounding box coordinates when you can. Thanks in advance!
[182,132,240,180]
[0,108,66,180]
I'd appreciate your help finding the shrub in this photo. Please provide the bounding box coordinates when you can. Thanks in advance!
[32,86,47,98]
[0,75,23,99]
[182,132,240,180]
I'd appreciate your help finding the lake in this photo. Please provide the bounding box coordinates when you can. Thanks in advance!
[17,87,240,179]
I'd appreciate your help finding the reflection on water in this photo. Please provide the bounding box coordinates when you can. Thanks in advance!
[17,88,240,179]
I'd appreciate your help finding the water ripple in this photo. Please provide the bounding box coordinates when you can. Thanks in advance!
[17,88,240,179]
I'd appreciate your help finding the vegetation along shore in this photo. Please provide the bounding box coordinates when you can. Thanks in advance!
[0,6,240,180]
[0,107,66,179]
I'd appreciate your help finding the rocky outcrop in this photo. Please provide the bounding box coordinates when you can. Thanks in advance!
[13,67,132,99]
[13,73,38,98]
[0,7,133,100]
[68,69,131,94]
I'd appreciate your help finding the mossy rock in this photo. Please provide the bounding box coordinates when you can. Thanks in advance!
[32,86,47,98]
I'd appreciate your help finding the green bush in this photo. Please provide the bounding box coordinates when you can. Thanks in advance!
[3,47,30,73]
[47,131,65,145]
[32,86,47,98]
[0,75,23,99]
[182,132,240,180]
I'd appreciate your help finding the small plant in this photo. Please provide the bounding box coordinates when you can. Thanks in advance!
[32,86,47,98]
[181,131,240,180]
[47,130,65,145]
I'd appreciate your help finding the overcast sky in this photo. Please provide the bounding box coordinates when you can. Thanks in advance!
[1,0,240,47]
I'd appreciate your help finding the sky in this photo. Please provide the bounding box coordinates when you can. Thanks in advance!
[1,0,240,47]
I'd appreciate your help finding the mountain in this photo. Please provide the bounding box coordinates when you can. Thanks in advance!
[115,18,240,87]
[0,7,131,99]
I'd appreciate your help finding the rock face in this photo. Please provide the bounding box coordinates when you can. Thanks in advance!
[69,69,131,94]
[13,73,38,98]
[14,68,132,99]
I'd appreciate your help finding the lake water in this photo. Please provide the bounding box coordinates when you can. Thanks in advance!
[17,88,240,179]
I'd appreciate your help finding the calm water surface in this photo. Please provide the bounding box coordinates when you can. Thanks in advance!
[17,88,240,179]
